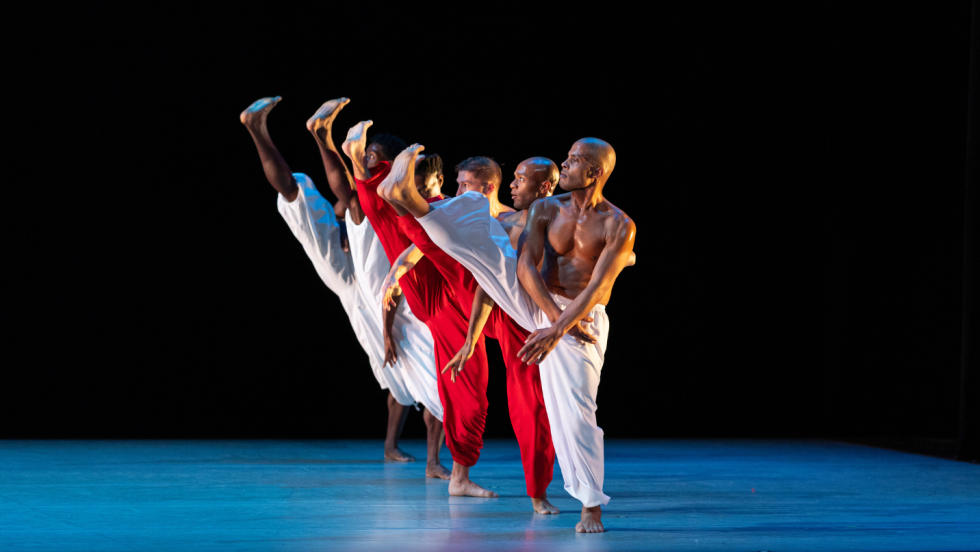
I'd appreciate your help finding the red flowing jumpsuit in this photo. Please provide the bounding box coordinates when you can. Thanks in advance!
[398,197,555,499]
[356,162,488,467]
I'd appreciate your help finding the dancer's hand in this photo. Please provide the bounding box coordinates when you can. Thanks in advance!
[567,316,597,345]
[384,331,398,368]
[518,319,595,364]
[519,328,558,364]
[382,276,402,312]
[442,339,475,383]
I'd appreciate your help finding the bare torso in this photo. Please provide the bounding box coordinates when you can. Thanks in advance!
[495,209,527,251]
[539,194,633,304]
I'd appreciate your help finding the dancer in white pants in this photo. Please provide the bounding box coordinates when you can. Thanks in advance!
[277,173,443,421]
[378,140,635,532]
[240,97,450,479]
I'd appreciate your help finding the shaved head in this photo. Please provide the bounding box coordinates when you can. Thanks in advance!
[510,156,559,210]
[574,138,616,180]
[559,138,617,191]
[524,157,560,193]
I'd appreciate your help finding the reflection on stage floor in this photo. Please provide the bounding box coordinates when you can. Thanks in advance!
[1,439,978,551]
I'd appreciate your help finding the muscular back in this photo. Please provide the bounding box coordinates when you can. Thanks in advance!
[537,194,635,305]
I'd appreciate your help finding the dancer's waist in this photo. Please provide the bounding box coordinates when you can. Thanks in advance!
[549,291,606,314]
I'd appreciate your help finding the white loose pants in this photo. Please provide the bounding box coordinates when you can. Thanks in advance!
[418,191,611,507]
[277,173,443,421]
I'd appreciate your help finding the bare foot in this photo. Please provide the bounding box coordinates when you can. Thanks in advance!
[426,462,451,480]
[240,96,281,130]
[532,495,560,515]
[306,97,350,135]
[449,477,498,498]
[575,505,604,533]
[378,143,425,204]
[447,462,497,497]
[384,446,415,462]
[341,120,373,161]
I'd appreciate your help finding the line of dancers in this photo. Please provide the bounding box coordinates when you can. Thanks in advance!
[240,96,636,533]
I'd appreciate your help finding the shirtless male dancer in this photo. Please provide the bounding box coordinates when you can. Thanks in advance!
[382,157,560,514]
[239,97,449,478]
[341,121,497,498]
[380,139,635,533]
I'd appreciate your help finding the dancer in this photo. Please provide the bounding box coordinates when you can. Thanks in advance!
[382,157,560,514]
[239,97,449,479]
[495,157,561,249]
[341,121,497,498]
[380,139,635,533]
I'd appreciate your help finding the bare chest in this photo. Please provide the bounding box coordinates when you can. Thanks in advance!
[546,210,608,261]
[496,212,526,251]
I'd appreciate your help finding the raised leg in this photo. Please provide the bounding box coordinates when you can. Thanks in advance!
[384,391,415,462]
[307,98,365,224]
[378,144,432,218]
[423,408,451,479]
[240,97,298,202]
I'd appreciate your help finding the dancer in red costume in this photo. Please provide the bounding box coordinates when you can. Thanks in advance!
[340,121,497,498]
[381,156,561,514]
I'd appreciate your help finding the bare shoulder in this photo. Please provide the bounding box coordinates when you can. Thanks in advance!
[600,199,636,239]
[495,209,522,224]
[548,192,573,207]
[527,195,564,219]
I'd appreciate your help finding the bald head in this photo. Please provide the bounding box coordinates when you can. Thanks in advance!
[576,138,616,178]
[559,138,617,191]
[510,156,560,210]
[525,157,560,189]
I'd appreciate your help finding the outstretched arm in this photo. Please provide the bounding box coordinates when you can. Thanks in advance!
[383,292,402,367]
[382,244,426,310]
[443,286,495,382]
[307,99,364,224]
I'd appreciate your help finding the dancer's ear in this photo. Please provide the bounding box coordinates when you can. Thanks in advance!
[588,165,605,182]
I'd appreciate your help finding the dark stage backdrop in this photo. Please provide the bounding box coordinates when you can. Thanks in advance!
[1,4,969,440]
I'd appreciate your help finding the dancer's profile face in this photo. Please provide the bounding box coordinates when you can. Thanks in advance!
[559,143,594,191]
[415,170,443,197]
[456,171,492,197]
[365,143,387,169]
[510,162,549,210]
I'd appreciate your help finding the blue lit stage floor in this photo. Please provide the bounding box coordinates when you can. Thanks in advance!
[1,440,978,551]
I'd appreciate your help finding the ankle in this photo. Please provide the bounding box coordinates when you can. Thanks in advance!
[451,462,470,479]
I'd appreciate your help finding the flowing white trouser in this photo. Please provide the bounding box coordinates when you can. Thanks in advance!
[345,203,442,420]
[418,191,610,507]
[277,173,443,420]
